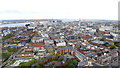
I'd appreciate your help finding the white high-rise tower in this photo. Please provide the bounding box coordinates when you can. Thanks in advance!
[79,19,81,27]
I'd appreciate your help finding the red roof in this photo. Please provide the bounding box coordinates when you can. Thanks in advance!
[81,35,92,39]
[19,52,33,54]
[25,50,31,52]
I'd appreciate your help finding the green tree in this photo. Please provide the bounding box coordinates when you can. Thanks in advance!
[110,45,117,49]
[100,38,104,41]
[18,60,35,68]
[36,64,42,68]
[52,56,57,60]
[65,59,77,68]
[97,53,101,56]
[58,57,63,61]
[15,59,42,68]
[114,41,119,46]
[7,47,18,52]
[73,60,78,64]
[50,62,55,66]
[55,54,61,56]
[2,34,15,40]
[2,52,11,59]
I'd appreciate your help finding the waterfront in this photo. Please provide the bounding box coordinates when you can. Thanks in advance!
[0,23,30,27]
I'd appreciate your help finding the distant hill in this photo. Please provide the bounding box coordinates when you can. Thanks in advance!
[0,19,118,24]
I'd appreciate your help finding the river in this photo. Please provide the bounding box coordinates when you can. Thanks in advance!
[0,23,30,27]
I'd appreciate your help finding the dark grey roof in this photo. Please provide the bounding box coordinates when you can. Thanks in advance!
[72,48,87,58]
[77,60,87,66]
[56,47,70,52]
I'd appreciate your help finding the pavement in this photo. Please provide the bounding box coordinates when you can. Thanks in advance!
[0,45,25,68]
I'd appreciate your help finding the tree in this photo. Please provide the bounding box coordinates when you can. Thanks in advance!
[65,60,74,68]
[65,59,77,68]
[14,66,22,68]
[72,60,78,64]
[2,34,15,40]
[36,64,42,68]
[16,59,40,68]
[58,57,63,61]
[0,53,2,58]
[49,62,55,66]
[100,38,104,41]
[110,45,117,49]
[55,54,61,56]
[114,41,119,46]
[7,47,18,52]
[39,62,44,65]
[52,56,57,60]
[2,52,11,59]
[97,53,101,56]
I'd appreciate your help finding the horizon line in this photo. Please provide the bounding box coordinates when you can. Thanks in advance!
[0,18,118,21]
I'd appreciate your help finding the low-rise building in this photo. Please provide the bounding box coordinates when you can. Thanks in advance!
[16,53,34,57]
[31,37,43,43]
[54,39,66,47]
[55,47,75,55]
[96,55,111,64]
[44,39,54,45]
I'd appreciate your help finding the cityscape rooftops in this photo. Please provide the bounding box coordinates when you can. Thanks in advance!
[92,40,105,45]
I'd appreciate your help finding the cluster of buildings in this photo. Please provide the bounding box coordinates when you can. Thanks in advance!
[0,19,119,67]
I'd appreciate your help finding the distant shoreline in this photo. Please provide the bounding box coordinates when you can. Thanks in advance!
[0,19,118,23]
[0,23,30,27]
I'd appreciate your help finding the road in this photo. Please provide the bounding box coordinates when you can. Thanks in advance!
[66,45,89,66]
[0,45,25,68]
[31,53,54,68]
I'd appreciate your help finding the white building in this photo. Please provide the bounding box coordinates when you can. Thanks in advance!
[99,26,113,31]
[44,40,54,45]
[55,39,66,47]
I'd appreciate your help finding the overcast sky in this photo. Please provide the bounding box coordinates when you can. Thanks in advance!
[0,0,119,20]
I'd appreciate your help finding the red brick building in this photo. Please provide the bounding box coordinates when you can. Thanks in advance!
[55,47,75,55]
